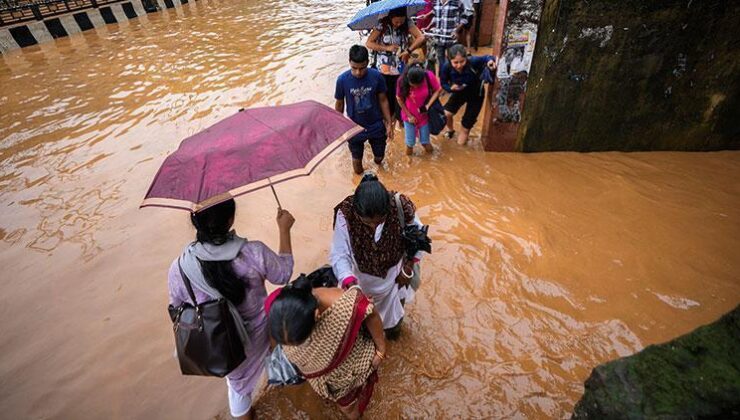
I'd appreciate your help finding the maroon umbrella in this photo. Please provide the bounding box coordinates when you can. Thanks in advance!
[140,100,362,212]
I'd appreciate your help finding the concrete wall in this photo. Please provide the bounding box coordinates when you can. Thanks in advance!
[518,0,740,151]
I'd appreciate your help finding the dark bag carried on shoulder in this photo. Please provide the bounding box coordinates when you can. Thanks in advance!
[168,260,247,377]
[424,74,447,135]
[393,193,432,291]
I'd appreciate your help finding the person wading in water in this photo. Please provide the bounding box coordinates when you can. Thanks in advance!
[167,199,295,420]
[330,173,425,339]
[266,275,387,419]
[366,6,426,139]
[335,45,394,175]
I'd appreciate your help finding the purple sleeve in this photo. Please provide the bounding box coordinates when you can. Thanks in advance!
[167,259,186,307]
[251,241,294,285]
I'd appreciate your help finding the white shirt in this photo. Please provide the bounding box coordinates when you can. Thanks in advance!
[330,210,424,329]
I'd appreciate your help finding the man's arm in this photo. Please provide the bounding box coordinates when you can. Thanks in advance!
[335,99,345,114]
[377,92,393,140]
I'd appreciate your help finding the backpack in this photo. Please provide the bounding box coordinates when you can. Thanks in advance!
[423,73,447,135]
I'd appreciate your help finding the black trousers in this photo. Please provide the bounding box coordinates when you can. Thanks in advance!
[444,84,485,130]
[382,73,401,120]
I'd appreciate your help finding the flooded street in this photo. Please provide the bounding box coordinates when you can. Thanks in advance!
[1,0,739,418]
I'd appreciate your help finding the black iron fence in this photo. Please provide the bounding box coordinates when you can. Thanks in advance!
[1,0,158,27]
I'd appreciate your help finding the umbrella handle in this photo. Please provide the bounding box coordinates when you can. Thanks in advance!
[268,178,282,210]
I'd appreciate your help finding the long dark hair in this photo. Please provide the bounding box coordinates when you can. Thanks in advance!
[398,63,426,100]
[353,173,390,218]
[379,7,409,32]
[268,275,317,345]
[190,199,246,305]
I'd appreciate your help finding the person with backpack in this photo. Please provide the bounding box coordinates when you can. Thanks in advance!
[439,44,496,145]
[167,199,295,420]
[396,63,443,156]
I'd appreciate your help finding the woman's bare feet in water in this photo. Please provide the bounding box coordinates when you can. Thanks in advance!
[422,144,434,154]
[457,128,470,145]
[405,146,413,156]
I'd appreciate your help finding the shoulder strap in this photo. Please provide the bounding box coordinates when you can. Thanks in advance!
[177,258,199,306]
[424,72,433,101]
[469,60,478,76]
[394,192,406,228]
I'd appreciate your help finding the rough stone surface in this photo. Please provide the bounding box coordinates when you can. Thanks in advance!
[572,305,740,419]
[518,0,740,151]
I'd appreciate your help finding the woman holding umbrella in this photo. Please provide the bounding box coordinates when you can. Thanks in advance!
[366,7,426,134]
[167,200,295,420]
[144,101,364,418]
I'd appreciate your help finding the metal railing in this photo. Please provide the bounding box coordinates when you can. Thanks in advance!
[1,0,156,27]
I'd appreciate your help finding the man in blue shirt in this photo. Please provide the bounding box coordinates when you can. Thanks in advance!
[335,45,393,175]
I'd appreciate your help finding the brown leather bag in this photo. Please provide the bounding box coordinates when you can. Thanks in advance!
[168,261,246,377]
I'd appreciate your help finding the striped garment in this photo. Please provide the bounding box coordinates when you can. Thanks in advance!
[433,0,470,47]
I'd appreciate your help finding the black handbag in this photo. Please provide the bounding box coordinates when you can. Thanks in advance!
[305,264,338,288]
[393,193,431,291]
[168,260,247,377]
[424,74,446,135]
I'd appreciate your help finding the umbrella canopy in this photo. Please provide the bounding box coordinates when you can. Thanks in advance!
[141,100,362,212]
[347,0,428,31]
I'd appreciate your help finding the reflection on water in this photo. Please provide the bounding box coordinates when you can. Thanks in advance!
[1,0,739,418]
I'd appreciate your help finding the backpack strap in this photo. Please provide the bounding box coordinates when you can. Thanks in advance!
[424,71,433,103]
[394,192,406,229]
[177,258,199,306]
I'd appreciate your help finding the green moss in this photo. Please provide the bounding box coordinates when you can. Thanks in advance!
[573,306,740,418]
[518,0,740,151]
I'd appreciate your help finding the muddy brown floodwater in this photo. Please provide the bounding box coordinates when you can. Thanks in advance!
[1,0,738,418]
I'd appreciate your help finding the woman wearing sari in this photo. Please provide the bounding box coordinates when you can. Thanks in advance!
[266,277,386,419]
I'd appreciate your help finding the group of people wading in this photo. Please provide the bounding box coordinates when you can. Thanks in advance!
[338,2,497,174]
[168,174,426,419]
[167,3,491,419]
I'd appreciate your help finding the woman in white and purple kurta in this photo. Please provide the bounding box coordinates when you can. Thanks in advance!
[330,174,424,339]
[167,199,295,420]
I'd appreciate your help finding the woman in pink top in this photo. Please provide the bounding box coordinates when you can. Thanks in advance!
[396,64,443,156]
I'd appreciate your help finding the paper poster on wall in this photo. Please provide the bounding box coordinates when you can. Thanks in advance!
[495,30,536,123]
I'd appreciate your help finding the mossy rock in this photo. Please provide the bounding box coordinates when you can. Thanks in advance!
[519,0,740,151]
[573,305,740,419]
